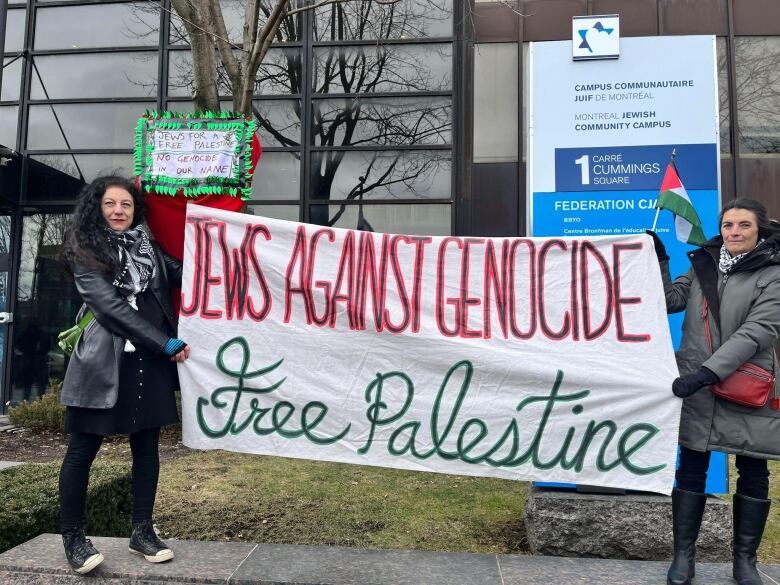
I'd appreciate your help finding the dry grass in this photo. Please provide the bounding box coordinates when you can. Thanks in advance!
[153,450,529,554]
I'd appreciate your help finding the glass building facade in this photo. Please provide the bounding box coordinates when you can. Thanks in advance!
[0,0,778,411]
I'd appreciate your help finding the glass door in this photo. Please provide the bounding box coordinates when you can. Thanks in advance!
[0,212,12,407]
[9,209,78,405]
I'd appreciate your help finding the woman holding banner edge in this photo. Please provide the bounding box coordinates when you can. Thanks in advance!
[649,198,780,585]
[58,176,190,574]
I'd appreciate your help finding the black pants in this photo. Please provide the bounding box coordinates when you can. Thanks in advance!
[59,427,161,530]
[676,445,769,499]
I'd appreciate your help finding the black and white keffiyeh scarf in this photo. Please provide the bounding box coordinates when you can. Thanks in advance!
[105,224,157,296]
[718,238,765,274]
[105,225,157,352]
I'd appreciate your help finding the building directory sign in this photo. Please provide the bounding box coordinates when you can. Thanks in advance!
[529,34,725,492]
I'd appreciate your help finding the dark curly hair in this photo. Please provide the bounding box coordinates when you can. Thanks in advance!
[63,175,146,272]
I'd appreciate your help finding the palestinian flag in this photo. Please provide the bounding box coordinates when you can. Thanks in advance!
[656,161,706,246]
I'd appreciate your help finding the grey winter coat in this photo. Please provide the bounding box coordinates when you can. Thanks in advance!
[662,234,780,459]
[60,243,182,409]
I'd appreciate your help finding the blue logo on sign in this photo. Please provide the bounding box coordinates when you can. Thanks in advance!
[578,22,614,53]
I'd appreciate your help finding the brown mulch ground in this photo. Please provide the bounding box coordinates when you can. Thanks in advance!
[0,425,191,464]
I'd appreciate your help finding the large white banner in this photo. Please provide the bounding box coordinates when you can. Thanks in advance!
[179,204,681,494]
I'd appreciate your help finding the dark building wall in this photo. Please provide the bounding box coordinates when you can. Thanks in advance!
[470,0,780,234]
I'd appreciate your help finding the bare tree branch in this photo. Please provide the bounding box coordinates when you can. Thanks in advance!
[170,0,220,111]
[170,0,455,227]
[285,0,401,19]
[207,0,240,84]
[238,0,292,113]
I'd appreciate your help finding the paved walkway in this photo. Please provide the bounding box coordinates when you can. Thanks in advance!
[2,534,780,584]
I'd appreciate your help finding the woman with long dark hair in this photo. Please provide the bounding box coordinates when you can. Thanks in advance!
[58,176,190,574]
[650,198,780,585]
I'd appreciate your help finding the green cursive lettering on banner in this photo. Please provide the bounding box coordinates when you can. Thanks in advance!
[357,362,664,476]
[196,336,351,443]
[197,339,664,476]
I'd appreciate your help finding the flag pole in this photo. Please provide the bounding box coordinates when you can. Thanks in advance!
[651,148,677,232]
[651,207,661,231]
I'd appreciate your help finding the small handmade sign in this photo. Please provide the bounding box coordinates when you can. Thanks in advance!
[134,110,257,199]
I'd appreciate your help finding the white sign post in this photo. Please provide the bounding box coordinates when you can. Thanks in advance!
[178,205,682,495]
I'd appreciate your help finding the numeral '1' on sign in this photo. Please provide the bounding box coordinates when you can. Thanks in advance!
[575,154,590,185]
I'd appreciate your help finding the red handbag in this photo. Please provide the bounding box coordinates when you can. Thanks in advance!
[702,298,778,409]
[711,362,776,408]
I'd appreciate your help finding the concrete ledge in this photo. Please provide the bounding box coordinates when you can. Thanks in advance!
[4,533,779,585]
[0,461,24,470]
[524,487,732,561]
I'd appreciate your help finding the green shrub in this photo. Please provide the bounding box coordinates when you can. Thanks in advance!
[8,380,66,432]
[0,461,132,553]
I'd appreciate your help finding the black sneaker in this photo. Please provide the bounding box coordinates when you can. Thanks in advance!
[128,520,174,563]
[62,527,104,574]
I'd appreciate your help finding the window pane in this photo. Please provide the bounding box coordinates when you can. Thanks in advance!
[4,9,25,53]
[165,99,302,147]
[253,100,301,147]
[1,58,23,102]
[474,43,518,163]
[313,44,452,94]
[168,48,301,98]
[27,103,155,149]
[30,53,158,99]
[255,48,303,95]
[311,150,451,201]
[13,211,80,401]
[35,3,160,50]
[170,0,302,44]
[0,106,19,149]
[310,203,451,235]
[735,37,780,154]
[29,154,134,184]
[168,51,228,98]
[717,37,730,154]
[249,152,301,200]
[314,0,453,41]
[245,204,300,222]
[313,97,452,146]
[25,158,86,202]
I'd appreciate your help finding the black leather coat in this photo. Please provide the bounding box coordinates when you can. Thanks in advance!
[60,243,182,409]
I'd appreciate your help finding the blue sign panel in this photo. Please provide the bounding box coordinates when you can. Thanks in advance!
[554,144,718,192]
[532,186,727,494]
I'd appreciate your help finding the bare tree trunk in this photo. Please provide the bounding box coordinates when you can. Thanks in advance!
[236,0,291,116]
[172,0,401,115]
[171,0,221,111]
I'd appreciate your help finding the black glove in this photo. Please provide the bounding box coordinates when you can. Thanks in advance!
[672,367,719,398]
[646,230,670,262]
